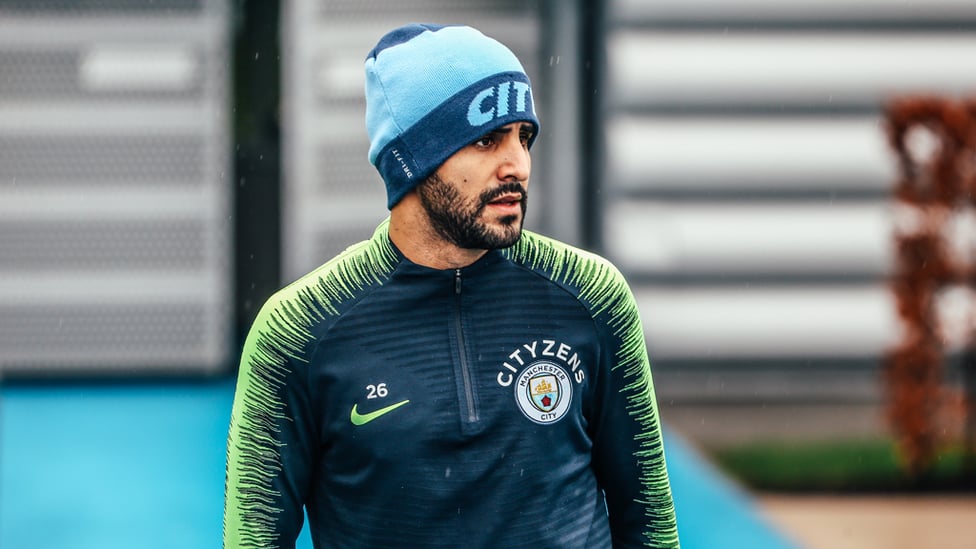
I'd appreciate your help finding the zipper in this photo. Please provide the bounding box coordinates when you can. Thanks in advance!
[454,268,478,423]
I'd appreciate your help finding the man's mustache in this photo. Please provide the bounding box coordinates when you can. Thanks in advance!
[480,181,527,206]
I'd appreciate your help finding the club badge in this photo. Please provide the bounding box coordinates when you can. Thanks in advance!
[515,361,573,424]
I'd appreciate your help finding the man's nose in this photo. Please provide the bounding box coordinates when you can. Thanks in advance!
[498,138,531,183]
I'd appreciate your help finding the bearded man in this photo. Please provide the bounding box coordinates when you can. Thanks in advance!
[223,23,679,549]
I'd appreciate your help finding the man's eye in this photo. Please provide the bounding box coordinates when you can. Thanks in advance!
[475,136,494,147]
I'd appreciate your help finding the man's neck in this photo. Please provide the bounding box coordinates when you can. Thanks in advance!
[388,196,487,270]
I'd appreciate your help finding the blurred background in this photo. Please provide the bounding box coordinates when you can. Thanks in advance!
[2,0,976,547]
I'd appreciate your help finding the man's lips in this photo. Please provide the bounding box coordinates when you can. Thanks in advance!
[487,192,523,207]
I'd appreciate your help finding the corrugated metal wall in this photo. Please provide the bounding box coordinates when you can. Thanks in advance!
[0,0,233,374]
[599,0,976,401]
[9,0,972,387]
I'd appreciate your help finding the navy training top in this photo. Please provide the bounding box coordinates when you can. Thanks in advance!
[223,219,679,548]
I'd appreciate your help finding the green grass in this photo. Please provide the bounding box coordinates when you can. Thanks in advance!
[709,438,976,492]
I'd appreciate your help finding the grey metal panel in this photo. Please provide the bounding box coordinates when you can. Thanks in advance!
[0,0,232,375]
[634,285,900,360]
[0,48,206,100]
[0,219,207,271]
[0,303,211,371]
[608,32,976,109]
[606,116,896,194]
[600,1,975,368]
[0,0,204,14]
[0,134,205,185]
[307,112,382,199]
[611,0,976,23]
[309,0,533,16]
[604,201,893,277]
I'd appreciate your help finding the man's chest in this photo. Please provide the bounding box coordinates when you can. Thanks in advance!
[311,290,601,456]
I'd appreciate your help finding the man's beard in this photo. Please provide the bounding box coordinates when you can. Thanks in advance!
[417,173,527,250]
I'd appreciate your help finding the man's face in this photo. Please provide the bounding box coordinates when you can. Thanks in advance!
[417,122,533,250]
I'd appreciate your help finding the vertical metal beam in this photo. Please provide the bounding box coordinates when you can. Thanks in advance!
[233,0,282,348]
[537,0,584,247]
[578,0,606,252]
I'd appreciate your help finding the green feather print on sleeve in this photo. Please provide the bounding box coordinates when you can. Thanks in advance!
[224,221,398,548]
[508,231,679,548]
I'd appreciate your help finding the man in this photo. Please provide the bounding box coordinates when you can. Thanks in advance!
[224,23,679,548]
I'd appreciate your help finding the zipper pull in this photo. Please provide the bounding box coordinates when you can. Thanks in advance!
[455,269,462,295]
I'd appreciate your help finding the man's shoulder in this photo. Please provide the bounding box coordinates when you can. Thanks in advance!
[509,230,622,277]
[257,221,399,326]
[507,230,631,301]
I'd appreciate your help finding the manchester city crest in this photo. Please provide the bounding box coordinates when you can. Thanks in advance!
[514,361,573,424]
[528,374,560,412]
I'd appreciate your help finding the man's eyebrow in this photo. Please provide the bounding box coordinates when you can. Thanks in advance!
[489,123,534,135]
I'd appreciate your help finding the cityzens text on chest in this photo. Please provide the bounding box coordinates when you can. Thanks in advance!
[496,339,585,387]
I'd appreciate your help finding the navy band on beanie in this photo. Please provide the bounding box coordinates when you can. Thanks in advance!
[365,24,540,209]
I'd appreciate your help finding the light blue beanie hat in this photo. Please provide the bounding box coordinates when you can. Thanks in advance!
[365,23,540,209]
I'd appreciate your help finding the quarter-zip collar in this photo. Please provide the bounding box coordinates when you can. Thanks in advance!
[385,233,514,435]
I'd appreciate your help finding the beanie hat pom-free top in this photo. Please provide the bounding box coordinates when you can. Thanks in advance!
[365,23,540,209]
